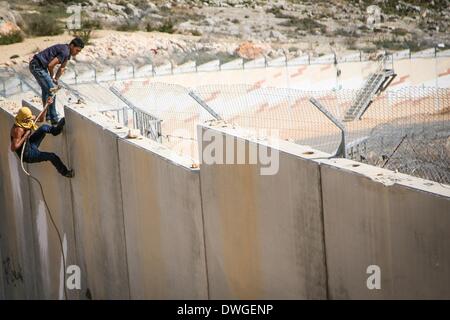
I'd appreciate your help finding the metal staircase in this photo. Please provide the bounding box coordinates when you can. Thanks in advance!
[344,56,396,122]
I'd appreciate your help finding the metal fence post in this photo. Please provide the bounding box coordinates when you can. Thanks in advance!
[309,97,346,158]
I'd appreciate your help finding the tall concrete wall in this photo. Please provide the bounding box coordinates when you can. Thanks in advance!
[118,138,207,299]
[197,123,450,299]
[127,57,450,90]
[0,245,4,299]
[0,106,37,299]
[1,101,449,299]
[320,159,450,299]
[1,100,209,299]
[24,101,80,300]
[197,124,329,299]
[64,106,131,299]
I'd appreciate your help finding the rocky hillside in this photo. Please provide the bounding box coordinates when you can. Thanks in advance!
[1,0,449,66]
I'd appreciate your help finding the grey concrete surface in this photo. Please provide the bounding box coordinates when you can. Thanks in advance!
[320,158,450,299]
[197,124,328,299]
[64,106,130,299]
[118,138,208,299]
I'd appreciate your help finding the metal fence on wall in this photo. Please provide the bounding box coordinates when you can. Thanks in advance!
[3,64,449,184]
[114,82,450,185]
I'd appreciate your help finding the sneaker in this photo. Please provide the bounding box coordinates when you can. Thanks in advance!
[56,117,65,128]
[63,169,74,178]
[50,118,60,126]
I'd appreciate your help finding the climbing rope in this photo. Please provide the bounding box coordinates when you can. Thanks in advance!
[19,90,68,300]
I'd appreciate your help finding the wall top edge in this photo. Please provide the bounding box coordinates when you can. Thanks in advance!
[198,122,331,161]
[199,123,450,199]
[319,158,450,198]
[64,103,199,171]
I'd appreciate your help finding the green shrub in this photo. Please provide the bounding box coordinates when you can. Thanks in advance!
[334,28,354,37]
[24,14,64,36]
[280,16,327,34]
[116,23,139,32]
[392,28,408,36]
[0,31,24,45]
[146,20,175,34]
[266,7,282,16]
[158,20,175,33]
[117,0,128,6]
[69,20,101,45]
[373,38,430,51]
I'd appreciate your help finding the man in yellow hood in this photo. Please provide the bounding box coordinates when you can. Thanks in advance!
[10,101,74,178]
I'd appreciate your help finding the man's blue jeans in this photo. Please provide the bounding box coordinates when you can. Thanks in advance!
[18,123,69,176]
[29,59,58,122]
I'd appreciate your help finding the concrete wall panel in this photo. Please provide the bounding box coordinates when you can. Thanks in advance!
[118,138,207,299]
[198,124,328,299]
[320,159,450,299]
[24,101,79,299]
[0,245,5,299]
[64,106,130,299]
[0,107,37,299]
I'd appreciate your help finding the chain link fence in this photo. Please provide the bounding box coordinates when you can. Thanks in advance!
[113,82,449,185]
[3,64,449,184]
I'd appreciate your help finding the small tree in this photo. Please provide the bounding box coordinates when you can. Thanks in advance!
[0,31,24,45]
[69,19,101,45]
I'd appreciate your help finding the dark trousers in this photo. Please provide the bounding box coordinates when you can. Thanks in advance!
[18,123,69,176]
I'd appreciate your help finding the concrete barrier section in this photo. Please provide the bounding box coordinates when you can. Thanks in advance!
[64,105,130,299]
[173,61,196,74]
[96,67,116,82]
[411,48,436,59]
[0,246,5,299]
[23,100,80,299]
[310,54,335,65]
[197,60,220,72]
[437,49,450,57]
[154,64,172,76]
[320,158,450,299]
[197,124,328,299]
[338,52,361,63]
[118,138,207,299]
[287,55,309,66]
[267,56,286,67]
[0,107,37,299]
[134,64,153,78]
[244,58,266,69]
[393,49,411,60]
[220,58,244,70]
[116,66,134,80]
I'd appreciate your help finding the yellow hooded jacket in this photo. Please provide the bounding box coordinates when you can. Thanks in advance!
[15,107,38,131]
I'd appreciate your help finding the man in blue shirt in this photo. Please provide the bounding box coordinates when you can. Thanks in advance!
[29,37,84,125]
